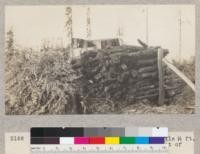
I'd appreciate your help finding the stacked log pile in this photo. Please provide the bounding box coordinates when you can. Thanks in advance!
[71,44,182,110]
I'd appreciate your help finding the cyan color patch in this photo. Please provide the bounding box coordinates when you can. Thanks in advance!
[135,137,149,144]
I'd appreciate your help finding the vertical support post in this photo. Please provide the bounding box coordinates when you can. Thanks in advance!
[157,48,164,105]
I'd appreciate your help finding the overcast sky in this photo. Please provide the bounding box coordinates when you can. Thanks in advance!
[5,5,195,61]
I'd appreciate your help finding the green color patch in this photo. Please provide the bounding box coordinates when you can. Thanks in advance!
[120,137,135,144]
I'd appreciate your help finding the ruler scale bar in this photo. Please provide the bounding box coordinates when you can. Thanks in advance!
[31,144,168,153]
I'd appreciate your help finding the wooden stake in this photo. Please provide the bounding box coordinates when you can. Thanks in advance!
[158,48,165,105]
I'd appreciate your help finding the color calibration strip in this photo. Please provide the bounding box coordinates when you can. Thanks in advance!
[31,136,165,144]
[31,127,167,145]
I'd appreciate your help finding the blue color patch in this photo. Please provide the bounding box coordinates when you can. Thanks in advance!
[135,137,149,144]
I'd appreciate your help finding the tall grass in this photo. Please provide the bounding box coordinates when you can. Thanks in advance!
[5,47,77,115]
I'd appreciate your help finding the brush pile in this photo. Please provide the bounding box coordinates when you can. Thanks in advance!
[5,48,77,115]
[72,45,172,112]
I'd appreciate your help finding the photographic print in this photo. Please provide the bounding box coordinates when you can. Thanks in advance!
[5,5,195,115]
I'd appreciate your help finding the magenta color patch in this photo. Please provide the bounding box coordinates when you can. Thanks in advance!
[74,137,89,144]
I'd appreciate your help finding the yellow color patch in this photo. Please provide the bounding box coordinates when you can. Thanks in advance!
[105,137,120,144]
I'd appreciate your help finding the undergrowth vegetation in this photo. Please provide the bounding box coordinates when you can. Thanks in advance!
[5,47,78,115]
